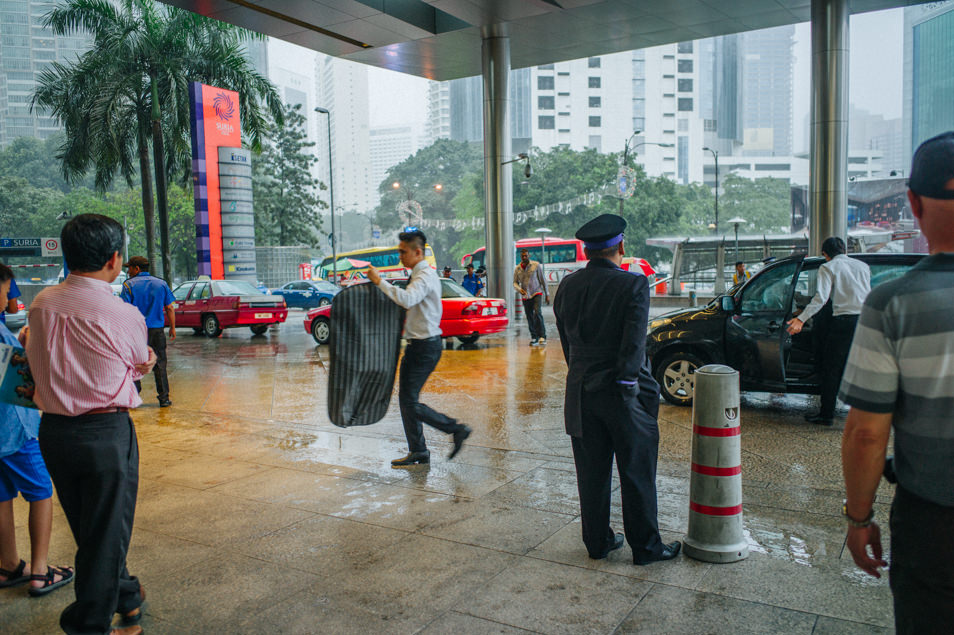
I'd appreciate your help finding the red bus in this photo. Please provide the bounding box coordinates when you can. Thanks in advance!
[461,237,655,284]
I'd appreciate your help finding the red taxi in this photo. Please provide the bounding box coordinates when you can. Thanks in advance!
[304,278,508,345]
[171,278,288,337]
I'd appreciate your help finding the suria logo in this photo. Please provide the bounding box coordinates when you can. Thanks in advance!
[213,92,235,135]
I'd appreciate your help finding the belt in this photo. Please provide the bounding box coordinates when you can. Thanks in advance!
[82,407,130,415]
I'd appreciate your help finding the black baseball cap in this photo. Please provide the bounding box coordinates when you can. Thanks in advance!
[909,131,954,200]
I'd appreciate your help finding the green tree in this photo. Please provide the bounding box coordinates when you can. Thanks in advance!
[373,138,482,266]
[252,103,324,247]
[717,175,791,234]
[34,0,282,281]
[0,135,98,193]
[0,176,64,241]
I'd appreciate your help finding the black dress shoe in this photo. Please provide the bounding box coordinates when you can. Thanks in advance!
[159,399,172,408]
[805,412,833,426]
[590,532,625,560]
[448,424,471,459]
[634,541,681,565]
[391,451,430,467]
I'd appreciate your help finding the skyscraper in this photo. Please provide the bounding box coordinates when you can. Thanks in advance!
[316,54,374,216]
[0,0,92,147]
[903,2,954,159]
[739,25,795,157]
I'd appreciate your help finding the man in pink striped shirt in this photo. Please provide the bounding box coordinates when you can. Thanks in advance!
[27,214,155,635]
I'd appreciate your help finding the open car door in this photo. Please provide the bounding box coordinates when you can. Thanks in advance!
[724,256,804,387]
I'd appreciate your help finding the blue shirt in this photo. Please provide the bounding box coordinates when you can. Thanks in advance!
[120,272,175,328]
[0,278,20,325]
[0,322,39,458]
[462,273,484,296]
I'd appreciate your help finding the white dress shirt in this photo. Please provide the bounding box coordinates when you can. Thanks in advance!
[376,260,443,340]
[799,254,871,322]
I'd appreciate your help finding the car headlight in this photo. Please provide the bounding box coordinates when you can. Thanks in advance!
[650,317,673,330]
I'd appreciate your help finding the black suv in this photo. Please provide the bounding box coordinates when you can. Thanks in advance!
[647,253,924,405]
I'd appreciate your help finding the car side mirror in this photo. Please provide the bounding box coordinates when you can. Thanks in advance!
[721,295,737,312]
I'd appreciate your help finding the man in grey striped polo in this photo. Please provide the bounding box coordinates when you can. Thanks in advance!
[840,131,954,634]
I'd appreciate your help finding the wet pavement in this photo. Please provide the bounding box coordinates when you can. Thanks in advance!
[2,307,897,634]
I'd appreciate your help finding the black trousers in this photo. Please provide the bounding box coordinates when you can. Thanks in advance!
[398,336,460,453]
[38,412,142,635]
[134,327,169,401]
[819,314,857,418]
[890,486,954,634]
[522,294,546,340]
[571,386,664,563]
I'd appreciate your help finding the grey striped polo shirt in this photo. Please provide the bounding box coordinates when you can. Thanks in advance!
[840,253,954,507]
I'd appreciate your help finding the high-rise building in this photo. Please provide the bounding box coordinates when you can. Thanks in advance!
[369,125,418,194]
[452,69,532,150]
[425,81,450,146]
[316,54,374,217]
[850,106,904,175]
[903,2,954,160]
[0,0,92,147]
[739,25,795,157]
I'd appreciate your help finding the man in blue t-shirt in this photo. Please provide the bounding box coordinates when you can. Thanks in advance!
[120,256,175,407]
[0,274,21,325]
[461,264,484,296]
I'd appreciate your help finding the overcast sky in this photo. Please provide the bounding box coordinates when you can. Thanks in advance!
[366,8,906,146]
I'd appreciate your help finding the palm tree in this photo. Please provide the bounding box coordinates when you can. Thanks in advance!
[33,0,282,280]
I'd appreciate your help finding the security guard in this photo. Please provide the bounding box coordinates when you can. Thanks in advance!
[554,214,681,565]
[120,256,175,407]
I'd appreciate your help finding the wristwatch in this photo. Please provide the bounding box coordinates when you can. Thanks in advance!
[842,500,874,528]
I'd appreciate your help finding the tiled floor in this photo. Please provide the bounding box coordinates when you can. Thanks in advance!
[1,310,897,633]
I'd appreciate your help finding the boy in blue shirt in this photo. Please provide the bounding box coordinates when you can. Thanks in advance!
[0,264,73,596]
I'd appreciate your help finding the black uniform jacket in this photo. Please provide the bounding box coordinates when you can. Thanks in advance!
[553,258,659,437]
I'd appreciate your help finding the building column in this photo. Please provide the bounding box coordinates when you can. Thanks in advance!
[481,26,514,312]
[809,0,849,254]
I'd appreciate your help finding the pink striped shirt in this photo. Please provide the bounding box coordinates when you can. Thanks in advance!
[27,275,149,416]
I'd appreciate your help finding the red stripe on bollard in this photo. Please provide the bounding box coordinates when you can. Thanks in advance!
[689,501,743,516]
[691,463,741,476]
[692,425,740,437]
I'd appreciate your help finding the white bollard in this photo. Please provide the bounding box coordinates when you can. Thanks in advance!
[684,364,748,563]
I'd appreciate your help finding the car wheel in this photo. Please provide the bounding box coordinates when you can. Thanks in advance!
[318,297,331,307]
[202,314,222,338]
[655,351,703,406]
[250,324,269,336]
[311,317,330,345]
[456,334,479,345]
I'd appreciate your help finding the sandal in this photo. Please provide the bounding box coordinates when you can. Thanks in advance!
[27,565,74,597]
[0,559,28,587]
[118,584,146,625]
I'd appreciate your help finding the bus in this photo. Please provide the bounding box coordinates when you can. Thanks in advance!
[316,244,437,286]
[461,237,655,284]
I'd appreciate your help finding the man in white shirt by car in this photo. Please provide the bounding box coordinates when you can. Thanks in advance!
[367,230,471,467]
[786,236,871,425]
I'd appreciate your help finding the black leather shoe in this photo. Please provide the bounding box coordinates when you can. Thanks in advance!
[634,541,681,565]
[448,425,471,459]
[590,532,625,560]
[391,451,430,467]
[805,412,833,426]
[159,399,172,408]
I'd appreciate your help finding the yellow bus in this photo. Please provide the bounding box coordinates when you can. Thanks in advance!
[317,244,437,286]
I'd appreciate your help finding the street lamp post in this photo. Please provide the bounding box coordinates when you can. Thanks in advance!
[703,147,719,233]
[728,217,746,262]
[315,107,337,286]
[619,132,674,213]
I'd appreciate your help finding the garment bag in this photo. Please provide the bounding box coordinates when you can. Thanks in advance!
[327,283,405,427]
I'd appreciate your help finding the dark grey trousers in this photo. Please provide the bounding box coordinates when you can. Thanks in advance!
[134,327,169,401]
[398,336,460,453]
[890,486,954,635]
[522,294,546,340]
[571,386,664,563]
[39,412,142,635]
